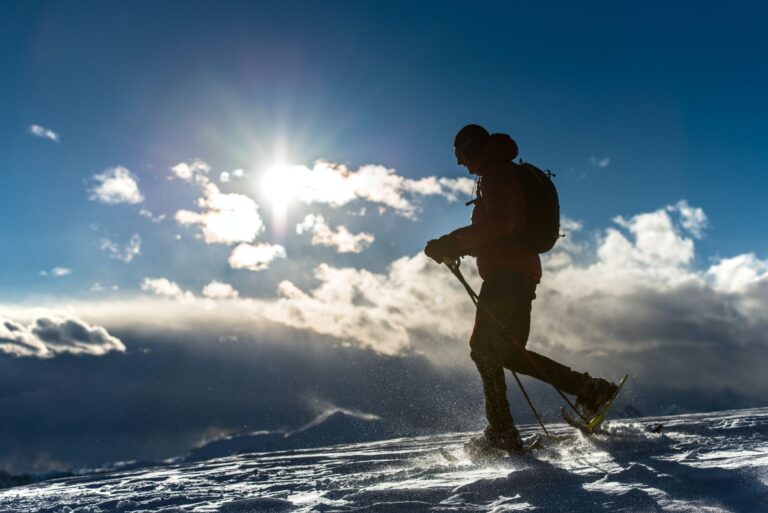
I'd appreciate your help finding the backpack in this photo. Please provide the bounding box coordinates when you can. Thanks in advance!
[515,161,560,253]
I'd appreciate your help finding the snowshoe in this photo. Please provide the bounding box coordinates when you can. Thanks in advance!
[462,427,544,463]
[562,373,629,435]
[463,434,514,462]
[576,376,620,419]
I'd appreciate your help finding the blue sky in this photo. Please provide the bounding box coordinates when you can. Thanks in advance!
[2,1,768,472]
[2,0,767,298]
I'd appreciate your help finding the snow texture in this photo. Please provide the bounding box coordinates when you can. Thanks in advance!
[2,407,768,512]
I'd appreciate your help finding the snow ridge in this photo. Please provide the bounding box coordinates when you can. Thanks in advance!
[2,407,768,512]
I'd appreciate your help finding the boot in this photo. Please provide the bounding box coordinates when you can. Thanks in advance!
[575,375,618,418]
[465,424,524,458]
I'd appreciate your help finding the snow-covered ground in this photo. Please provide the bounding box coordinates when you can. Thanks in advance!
[2,407,768,512]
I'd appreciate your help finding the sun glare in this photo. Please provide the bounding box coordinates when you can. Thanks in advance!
[260,161,297,237]
[262,162,295,207]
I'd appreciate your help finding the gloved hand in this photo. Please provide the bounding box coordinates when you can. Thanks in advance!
[424,234,464,263]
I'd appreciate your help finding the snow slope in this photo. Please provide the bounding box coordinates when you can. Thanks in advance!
[2,407,768,512]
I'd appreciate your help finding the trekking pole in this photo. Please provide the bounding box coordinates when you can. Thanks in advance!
[443,258,590,426]
[510,370,551,438]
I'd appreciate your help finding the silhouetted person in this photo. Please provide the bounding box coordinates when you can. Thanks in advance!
[425,124,617,453]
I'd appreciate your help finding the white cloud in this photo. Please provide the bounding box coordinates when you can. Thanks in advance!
[296,214,374,253]
[707,254,768,294]
[175,182,264,244]
[522,202,768,364]
[90,283,105,292]
[0,315,124,358]
[170,159,211,183]
[141,277,194,301]
[40,267,72,277]
[171,160,263,246]
[218,167,245,184]
[100,234,142,263]
[202,281,239,300]
[28,124,60,142]
[228,243,286,272]
[139,208,166,223]
[590,156,611,169]
[670,200,708,239]
[438,176,476,199]
[219,168,245,183]
[560,217,583,233]
[88,166,144,205]
[607,206,695,278]
[263,161,474,219]
[549,216,587,261]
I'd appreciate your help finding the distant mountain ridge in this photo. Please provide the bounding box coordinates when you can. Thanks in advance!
[185,408,401,462]
[0,469,73,491]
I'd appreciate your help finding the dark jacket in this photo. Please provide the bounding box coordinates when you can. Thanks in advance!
[450,134,542,282]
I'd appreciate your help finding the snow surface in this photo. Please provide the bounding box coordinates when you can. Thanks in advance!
[2,407,768,512]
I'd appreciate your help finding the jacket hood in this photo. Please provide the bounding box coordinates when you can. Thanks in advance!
[477,133,519,169]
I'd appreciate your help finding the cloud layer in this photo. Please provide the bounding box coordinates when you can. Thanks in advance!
[5,200,767,473]
[259,256,477,358]
[0,325,481,473]
[72,199,768,391]
[246,201,768,398]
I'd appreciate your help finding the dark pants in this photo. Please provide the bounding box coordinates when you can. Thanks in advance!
[470,269,586,433]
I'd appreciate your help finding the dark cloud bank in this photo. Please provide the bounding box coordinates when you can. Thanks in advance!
[0,323,477,474]
[2,306,767,475]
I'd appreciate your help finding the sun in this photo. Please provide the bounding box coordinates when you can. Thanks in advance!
[260,161,300,237]
[261,162,295,210]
